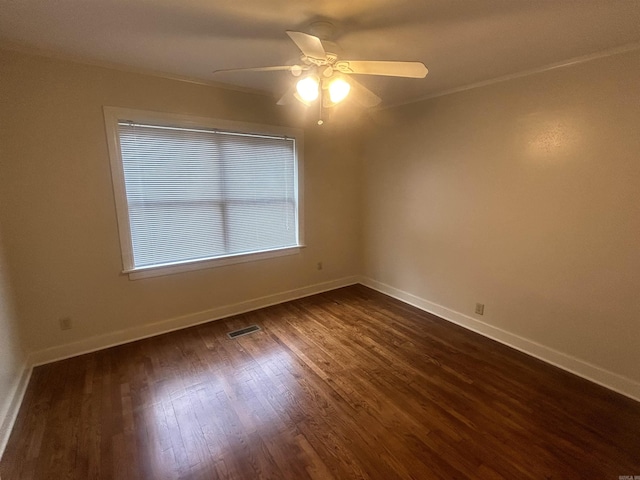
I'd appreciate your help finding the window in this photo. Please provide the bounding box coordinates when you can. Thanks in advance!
[104,107,304,279]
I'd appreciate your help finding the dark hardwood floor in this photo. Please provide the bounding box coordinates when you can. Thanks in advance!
[2,285,639,479]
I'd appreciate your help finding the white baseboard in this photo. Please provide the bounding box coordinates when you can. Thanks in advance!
[359,276,640,402]
[9,273,637,461]
[29,276,360,367]
[0,361,32,461]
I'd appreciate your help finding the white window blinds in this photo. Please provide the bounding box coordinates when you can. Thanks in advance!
[117,122,298,270]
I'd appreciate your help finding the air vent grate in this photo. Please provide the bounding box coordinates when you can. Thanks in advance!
[227,325,261,339]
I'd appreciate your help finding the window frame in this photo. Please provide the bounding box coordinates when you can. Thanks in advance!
[103,106,305,280]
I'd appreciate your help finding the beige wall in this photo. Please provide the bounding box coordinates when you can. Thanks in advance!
[362,50,640,383]
[0,49,361,354]
[1,44,638,396]
[0,224,27,447]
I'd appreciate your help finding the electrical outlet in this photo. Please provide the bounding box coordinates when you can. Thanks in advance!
[59,317,72,330]
[475,303,485,315]
[317,261,323,271]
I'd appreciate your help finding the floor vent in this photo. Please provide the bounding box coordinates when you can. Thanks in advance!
[227,325,261,339]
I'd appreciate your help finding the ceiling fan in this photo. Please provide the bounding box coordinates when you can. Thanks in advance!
[213,22,428,124]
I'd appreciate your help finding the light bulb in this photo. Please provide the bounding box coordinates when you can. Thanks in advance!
[296,76,319,102]
[329,78,351,104]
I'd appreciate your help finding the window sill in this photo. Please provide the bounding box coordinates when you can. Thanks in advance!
[124,245,304,280]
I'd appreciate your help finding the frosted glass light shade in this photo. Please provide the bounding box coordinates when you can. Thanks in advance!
[329,78,351,104]
[296,76,319,102]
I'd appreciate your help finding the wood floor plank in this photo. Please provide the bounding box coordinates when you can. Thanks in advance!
[1,285,639,479]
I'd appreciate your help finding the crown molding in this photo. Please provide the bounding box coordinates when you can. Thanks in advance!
[386,41,640,109]
[0,39,271,98]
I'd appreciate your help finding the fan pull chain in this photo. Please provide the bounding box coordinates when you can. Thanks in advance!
[317,89,324,125]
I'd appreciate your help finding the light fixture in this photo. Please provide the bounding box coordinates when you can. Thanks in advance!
[296,76,319,102]
[328,78,351,104]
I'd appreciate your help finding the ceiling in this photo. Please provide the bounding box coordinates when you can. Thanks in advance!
[1,0,639,107]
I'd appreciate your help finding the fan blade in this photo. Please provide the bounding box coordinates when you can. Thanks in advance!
[286,31,327,60]
[213,65,301,75]
[322,93,334,109]
[335,60,428,78]
[276,85,297,105]
[347,77,382,108]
